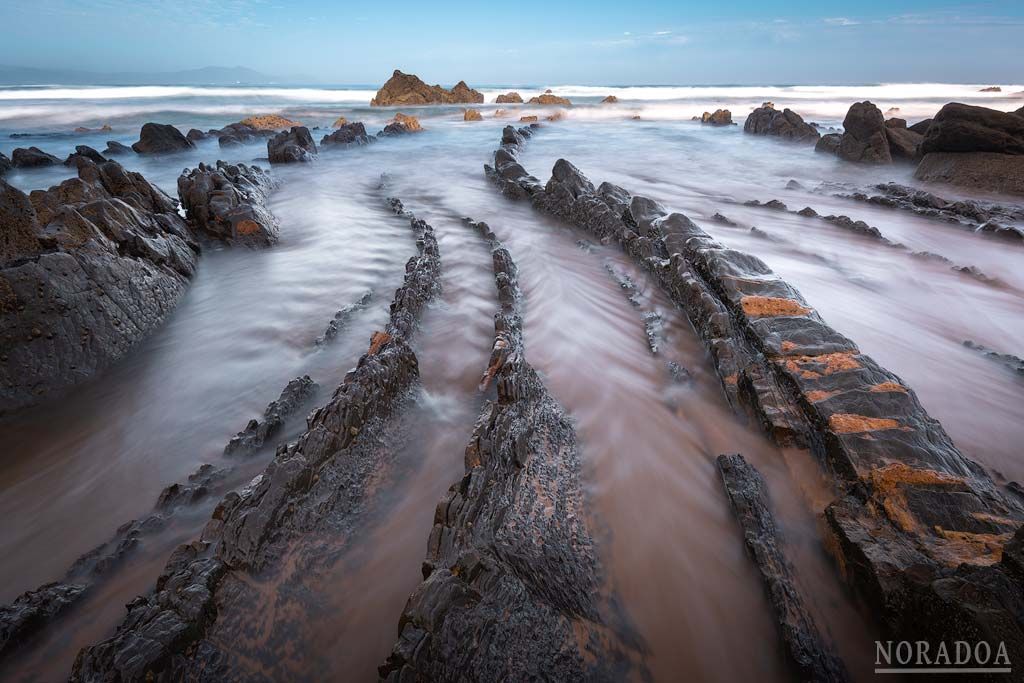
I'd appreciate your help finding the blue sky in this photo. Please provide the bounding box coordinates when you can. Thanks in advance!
[2,0,1022,84]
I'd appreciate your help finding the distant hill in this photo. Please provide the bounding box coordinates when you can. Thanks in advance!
[0,65,293,85]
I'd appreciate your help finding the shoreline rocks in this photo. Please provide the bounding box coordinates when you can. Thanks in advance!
[527,90,572,106]
[743,102,819,143]
[463,108,482,121]
[131,123,195,154]
[494,91,522,104]
[177,161,279,246]
[699,109,734,126]
[267,126,317,164]
[370,69,483,106]
[238,114,303,131]
[11,147,61,168]
[380,112,422,135]
[0,158,197,413]
[320,121,371,146]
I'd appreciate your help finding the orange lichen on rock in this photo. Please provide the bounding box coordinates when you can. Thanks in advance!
[780,340,798,352]
[868,463,965,533]
[740,295,811,317]
[870,381,907,393]
[390,112,423,131]
[235,220,260,236]
[519,115,539,123]
[829,413,901,434]
[368,331,392,355]
[722,373,738,385]
[933,530,1009,567]
[806,390,837,402]
[783,352,860,379]
[239,114,303,130]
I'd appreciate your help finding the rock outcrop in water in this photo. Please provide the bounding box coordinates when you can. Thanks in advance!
[11,146,62,168]
[716,454,849,682]
[320,121,371,147]
[177,161,279,246]
[131,123,195,154]
[238,114,303,131]
[102,140,132,156]
[267,126,317,163]
[463,108,482,121]
[370,69,483,106]
[379,112,423,136]
[0,159,197,413]
[836,101,892,163]
[528,90,572,106]
[71,202,441,683]
[743,103,820,143]
[914,103,1024,195]
[700,109,734,126]
[380,217,645,681]
[223,375,318,455]
[495,91,523,104]
[486,127,1024,674]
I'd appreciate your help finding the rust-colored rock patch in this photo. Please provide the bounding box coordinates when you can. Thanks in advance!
[740,295,811,317]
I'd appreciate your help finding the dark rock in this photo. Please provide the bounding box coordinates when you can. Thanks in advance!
[920,102,1024,156]
[11,146,62,168]
[915,152,1024,196]
[381,219,645,681]
[177,161,279,246]
[64,145,107,167]
[885,118,907,129]
[963,340,1024,376]
[320,121,370,146]
[0,583,87,658]
[186,128,208,142]
[716,454,850,682]
[885,126,924,161]
[0,160,197,413]
[315,289,372,345]
[815,133,842,156]
[743,103,820,143]
[102,140,132,156]
[224,375,318,455]
[980,86,1002,92]
[267,126,317,164]
[379,113,423,136]
[838,101,892,164]
[701,109,733,126]
[131,123,195,154]
[370,69,483,106]
[494,91,523,104]
[908,118,933,135]
[602,95,619,104]
[0,152,9,176]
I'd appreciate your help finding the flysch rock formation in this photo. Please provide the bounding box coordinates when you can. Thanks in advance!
[70,200,441,683]
[177,161,280,246]
[370,69,483,106]
[743,102,820,143]
[716,454,849,682]
[0,156,198,413]
[486,125,1024,672]
[380,217,646,682]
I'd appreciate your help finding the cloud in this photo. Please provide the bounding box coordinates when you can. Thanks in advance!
[824,17,860,26]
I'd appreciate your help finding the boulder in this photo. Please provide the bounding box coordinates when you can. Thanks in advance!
[379,113,423,136]
[700,109,733,126]
[743,103,819,143]
[0,160,197,412]
[1017,106,1024,118]
[267,126,317,163]
[0,152,9,176]
[186,128,208,142]
[915,152,1024,196]
[131,123,195,154]
[920,102,1024,156]
[885,126,924,160]
[519,115,539,123]
[64,145,107,167]
[320,122,370,146]
[908,118,933,135]
[837,101,892,164]
[370,69,483,106]
[331,116,348,127]
[238,114,303,131]
[11,147,62,168]
[528,92,572,106]
[494,92,522,104]
[177,161,279,246]
[102,140,132,156]
[463,108,482,121]
[602,95,619,104]
[885,118,907,129]
[814,133,842,156]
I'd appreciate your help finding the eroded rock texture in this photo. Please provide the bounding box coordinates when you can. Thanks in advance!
[486,128,1024,671]
[0,159,197,413]
[320,121,372,147]
[371,69,483,106]
[380,218,644,682]
[70,203,441,683]
[717,454,849,682]
[177,161,279,246]
[223,375,319,455]
[267,126,317,164]
[743,103,820,143]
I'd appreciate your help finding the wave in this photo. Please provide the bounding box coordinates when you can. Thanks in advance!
[0,86,379,102]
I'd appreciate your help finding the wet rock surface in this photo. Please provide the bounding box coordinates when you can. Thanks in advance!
[743,103,820,143]
[837,101,892,164]
[131,123,195,154]
[494,91,523,104]
[0,159,197,413]
[380,218,644,682]
[267,126,317,164]
[963,340,1024,376]
[487,128,1024,672]
[320,121,371,147]
[716,454,849,682]
[11,146,62,168]
[223,375,319,455]
[70,201,442,683]
[315,289,372,346]
[379,113,423,136]
[177,161,279,246]
[370,69,483,106]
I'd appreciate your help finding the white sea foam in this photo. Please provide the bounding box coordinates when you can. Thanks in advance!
[0,86,379,102]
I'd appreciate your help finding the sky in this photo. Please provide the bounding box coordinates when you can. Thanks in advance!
[2,0,1022,85]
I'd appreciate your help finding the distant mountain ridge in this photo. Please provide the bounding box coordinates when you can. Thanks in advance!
[0,65,295,85]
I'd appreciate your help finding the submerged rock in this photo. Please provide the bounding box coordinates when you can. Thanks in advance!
[602,95,620,104]
[267,126,317,163]
[224,375,318,455]
[102,140,132,156]
[494,91,523,104]
[131,122,195,154]
[177,161,279,246]
[320,121,371,146]
[743,102,820,143]
[64,145,106,167]
[0,159,197,413]
[11,146,62,168]
[186,128,208,142]
[370,69,483,106]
